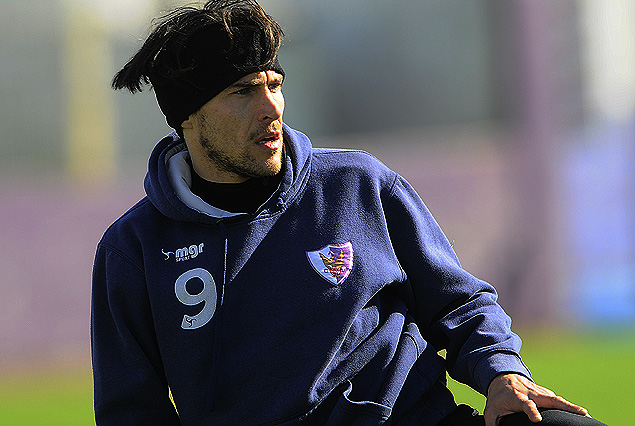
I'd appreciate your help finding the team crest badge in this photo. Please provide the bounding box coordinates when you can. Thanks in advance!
[307,242,354,285]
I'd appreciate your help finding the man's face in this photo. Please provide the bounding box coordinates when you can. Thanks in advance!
[183,70,285,183]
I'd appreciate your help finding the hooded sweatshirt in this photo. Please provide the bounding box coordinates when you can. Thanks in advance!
[91,124,531,426]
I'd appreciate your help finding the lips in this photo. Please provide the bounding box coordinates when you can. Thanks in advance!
[256,130,282,146]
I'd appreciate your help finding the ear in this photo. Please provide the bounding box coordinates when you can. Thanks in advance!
[181,116,194,130]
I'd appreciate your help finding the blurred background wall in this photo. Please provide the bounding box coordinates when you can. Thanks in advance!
[0,0,633,372]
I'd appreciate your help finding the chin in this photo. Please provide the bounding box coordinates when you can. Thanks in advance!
[265,152,284,175]
[262,163,282,177]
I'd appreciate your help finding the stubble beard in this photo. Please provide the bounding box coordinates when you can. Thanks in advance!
[199,132,283,180]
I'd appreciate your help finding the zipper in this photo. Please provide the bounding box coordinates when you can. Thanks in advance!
[207,221,228,412]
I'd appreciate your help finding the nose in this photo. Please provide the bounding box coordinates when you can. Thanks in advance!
[258,86,284,122]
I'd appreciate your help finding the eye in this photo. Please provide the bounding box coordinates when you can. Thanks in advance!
[232,87,253,96]
[268,82,283,92]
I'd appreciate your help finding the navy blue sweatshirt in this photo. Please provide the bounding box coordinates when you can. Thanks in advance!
[91,125,531,425]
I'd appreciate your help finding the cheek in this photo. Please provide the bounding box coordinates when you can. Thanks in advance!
[202,111,238,137]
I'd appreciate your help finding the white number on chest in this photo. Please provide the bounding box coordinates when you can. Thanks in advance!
[174,268,216,330]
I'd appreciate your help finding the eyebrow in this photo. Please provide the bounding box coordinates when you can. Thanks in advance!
[227,75,284,90]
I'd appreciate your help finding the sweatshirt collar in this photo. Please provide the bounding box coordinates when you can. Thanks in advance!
[144,124,312,224]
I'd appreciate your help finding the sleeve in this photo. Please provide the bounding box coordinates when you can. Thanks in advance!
[91,243,181,425]
[384,175,532,395]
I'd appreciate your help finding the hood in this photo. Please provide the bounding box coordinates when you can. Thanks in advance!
[144,123,312,224]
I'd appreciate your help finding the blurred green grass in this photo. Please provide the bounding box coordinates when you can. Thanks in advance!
[0,367,94,426]
[0,329,631,425]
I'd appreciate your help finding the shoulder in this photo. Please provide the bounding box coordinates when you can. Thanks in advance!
[98,197,159,253]
[311,148,396,181]
[312,147,382,164]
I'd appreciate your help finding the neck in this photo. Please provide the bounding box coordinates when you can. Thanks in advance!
[191,161,249,184]
[189,168,283,214]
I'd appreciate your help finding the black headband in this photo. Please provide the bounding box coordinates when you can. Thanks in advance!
[151,24,284,132]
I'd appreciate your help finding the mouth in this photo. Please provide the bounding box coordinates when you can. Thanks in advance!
[256,131,283,148]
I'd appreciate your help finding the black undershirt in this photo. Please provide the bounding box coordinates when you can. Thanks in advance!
[190,168,283,214]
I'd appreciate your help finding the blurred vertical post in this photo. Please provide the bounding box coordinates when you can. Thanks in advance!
[501,0,585,323]
[62,0,116,186]
[570,0,635,323]
[581,0,635,123]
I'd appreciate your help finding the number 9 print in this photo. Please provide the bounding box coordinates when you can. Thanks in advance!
[174,268,217,330]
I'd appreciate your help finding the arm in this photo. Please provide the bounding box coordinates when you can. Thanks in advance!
[384,175,530,393]
[384,176,591,423]
[91,244,180,426]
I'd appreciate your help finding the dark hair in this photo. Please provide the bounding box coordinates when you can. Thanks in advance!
[112,0,284,93]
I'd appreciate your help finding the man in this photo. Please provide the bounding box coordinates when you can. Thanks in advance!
[92,1,606,425]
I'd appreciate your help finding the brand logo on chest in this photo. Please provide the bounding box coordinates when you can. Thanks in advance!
[162,243,204,262]
[306,242,354,285]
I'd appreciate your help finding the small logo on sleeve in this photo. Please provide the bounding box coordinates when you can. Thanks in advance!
[306,242,353,285]
[162,243,204,262]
